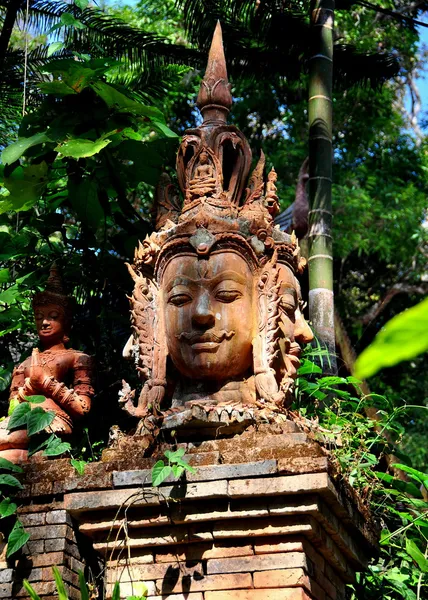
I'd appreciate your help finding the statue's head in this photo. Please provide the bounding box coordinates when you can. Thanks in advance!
[32,265,73,346]
[125,22,313,414]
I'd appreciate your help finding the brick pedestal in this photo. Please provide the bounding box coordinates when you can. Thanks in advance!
[3,423,378,599]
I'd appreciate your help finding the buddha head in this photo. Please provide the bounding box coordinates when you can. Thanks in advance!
[32,265,73,348]
[124,23,313,416]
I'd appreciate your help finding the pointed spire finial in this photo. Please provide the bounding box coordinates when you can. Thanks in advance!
[197,21,232,122]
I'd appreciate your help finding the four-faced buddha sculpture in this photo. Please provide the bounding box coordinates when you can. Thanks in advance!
[122,23,313,425]
[0,267,94,462]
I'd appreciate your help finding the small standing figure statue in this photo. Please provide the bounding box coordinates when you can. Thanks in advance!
[0,266,94,463]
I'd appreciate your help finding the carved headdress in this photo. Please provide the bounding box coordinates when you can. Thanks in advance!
[125,22,309,419]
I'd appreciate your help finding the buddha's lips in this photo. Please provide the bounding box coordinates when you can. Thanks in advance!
[176,330,235,344]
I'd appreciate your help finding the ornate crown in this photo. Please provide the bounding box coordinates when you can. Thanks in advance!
[132,22,305,279]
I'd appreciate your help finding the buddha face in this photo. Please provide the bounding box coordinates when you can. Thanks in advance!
[34,303,66,347]
[277,264,313,379]
[162,252,254,380]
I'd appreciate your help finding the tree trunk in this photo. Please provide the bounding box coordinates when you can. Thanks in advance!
[0,0,21,70]
[307,0,337,372]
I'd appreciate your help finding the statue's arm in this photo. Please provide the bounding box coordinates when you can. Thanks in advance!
[28,350,94,421]
[9,365,26,402]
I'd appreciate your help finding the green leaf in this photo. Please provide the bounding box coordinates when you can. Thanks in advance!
[25,395,47,404]
[174,458,196,474]
[124,582,148,597]
[78,571,89,600]
[75,0,89,9]
[375,471,422,498]
[164,447,186,461]
[1,162,48,214]
[0,498,17,518]
[52,566,69,600]
[0,269,9,283]
[112,582,120,600]
[68,179,104,232]
[1,133,51,165]
[8,398,19,416]
[55,136,112,159]
[8,402,31,429]
[60,12,79,26]
[26,408,55,436]
[0,457,23,473]
[391,463,428,485]
[354,297,428,379]
[23,580,42,600]
[0,474,23,488]
[7,519,29,557]
[47,42,64,57]
[297,359,323,375]
[171,465,184,479]
[38,81,77,96]
[43,436,71,457]
[405,539,428,572]
[151,460,172,486]
[71,459,86,475]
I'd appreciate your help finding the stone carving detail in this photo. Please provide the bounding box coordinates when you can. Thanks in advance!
[122,22,313,429]
[0,266,94,462]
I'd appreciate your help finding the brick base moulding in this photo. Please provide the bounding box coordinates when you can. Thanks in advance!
[4,424,378,599]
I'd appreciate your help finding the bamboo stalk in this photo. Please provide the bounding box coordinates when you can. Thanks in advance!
[308,0,337,372]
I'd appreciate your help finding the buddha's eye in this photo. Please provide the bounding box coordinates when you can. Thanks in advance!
[215,290,242,303]
[168,293,192,307]
[49,312,59,320]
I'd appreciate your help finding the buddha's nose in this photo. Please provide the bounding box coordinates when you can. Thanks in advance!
[294,310,314,344]
[192,292,215,328]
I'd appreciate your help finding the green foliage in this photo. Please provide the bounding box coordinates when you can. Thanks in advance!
[151,447,196,486]
[354,298,428,379]
[295,354,428,600]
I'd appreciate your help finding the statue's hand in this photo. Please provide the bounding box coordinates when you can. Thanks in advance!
[29,349,49,391]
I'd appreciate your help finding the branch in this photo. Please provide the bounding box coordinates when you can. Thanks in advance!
[360,282,428,326]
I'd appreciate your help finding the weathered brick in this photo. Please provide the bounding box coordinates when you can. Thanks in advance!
[207,552,308,575]
[113,461,277,488]
[212,516,314,540]
[147,594,203,600]
[31,481,53,496]
[254,538,305,555]
[186,451,220,467]
[228,473,332,498]
[24,567,43,582]
[26,524,68,540]
[31,552,65,567]
[277,457,328,474]
[109,552,154,566]
[0,584,12,599]
[205,589,311,600]
[0,569,13,584]
[25,540,44,554]
[46,510,71,525]
[45,537,66,552]
[19,513,45,527]
[153,542,253,563]
[15,581,57,596]
[105,580,156,598]
[253,568,309,589]
[107,561,203,583]
[157,572,253,594]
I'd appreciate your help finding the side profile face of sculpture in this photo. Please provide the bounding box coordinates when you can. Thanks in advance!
[0,267,94,463]
[123,22,313,424]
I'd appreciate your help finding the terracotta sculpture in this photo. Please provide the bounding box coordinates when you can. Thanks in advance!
[122,23,313,428]
[0,267,94,462]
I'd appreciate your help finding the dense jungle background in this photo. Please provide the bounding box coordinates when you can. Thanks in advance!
[0,0,427,597]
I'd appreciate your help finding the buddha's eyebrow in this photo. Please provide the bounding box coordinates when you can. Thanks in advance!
[166,271,247,292]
